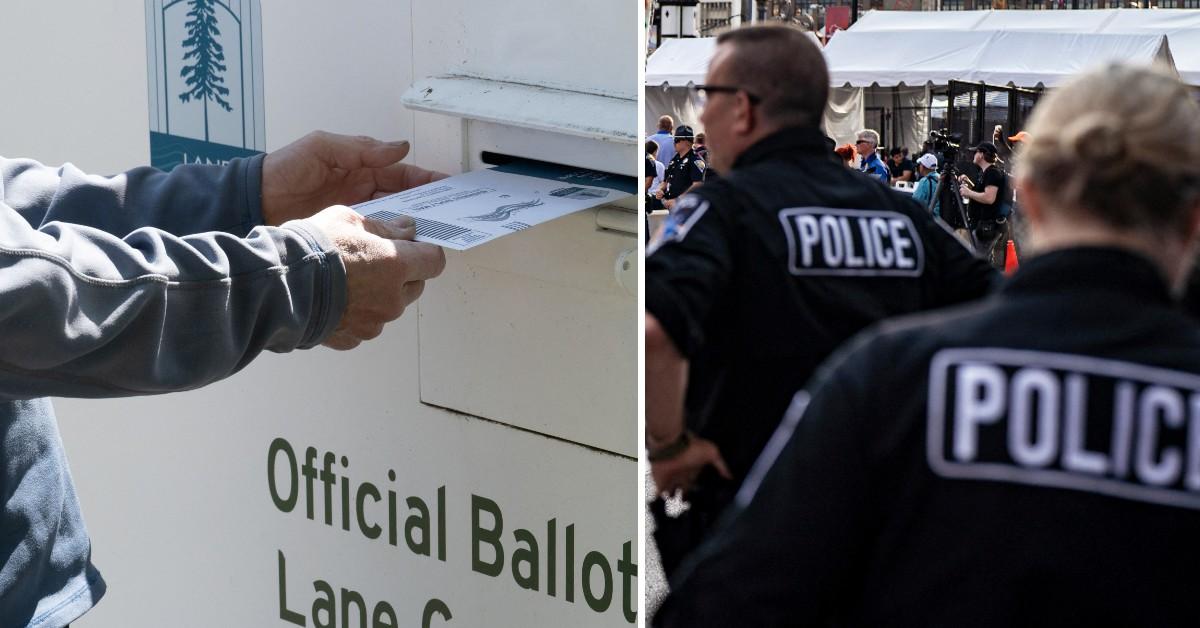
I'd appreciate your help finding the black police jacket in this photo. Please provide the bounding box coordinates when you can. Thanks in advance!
[658,247,1200,628]
[663,148,706,200]
[646,126,997,490]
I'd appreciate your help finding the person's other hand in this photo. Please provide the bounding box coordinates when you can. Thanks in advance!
[301,206,446,350]
[651,436,731,496]
[663,199,675,210]
[654,189,665,200]
[261,131,447,226]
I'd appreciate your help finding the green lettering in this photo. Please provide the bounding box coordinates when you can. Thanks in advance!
[356,482,382,539]
[422,598,453,627]
[372,601,398,628]
[341,588,367,628]
[511,528,539,591]
[312,579,335,628]
[405,497,431,556]
[277,550,306,626]
[547,519,557,598]
[582,551,613,613]
[471,494,504,577]
[437,486,447,562]
[566,524,575,603]
[268,438,298,513]
[618,541,637,624]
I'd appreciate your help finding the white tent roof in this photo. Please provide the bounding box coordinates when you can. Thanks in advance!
[645,38,716,87]
[824,28,1173,87]
[849,9,1200,84]
[645,32,822,87]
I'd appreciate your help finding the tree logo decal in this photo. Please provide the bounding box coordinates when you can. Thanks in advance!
[178,0,233,142]
[145,0,265,170]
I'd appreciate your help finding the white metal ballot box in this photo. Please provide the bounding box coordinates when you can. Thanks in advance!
[0,1,637,626]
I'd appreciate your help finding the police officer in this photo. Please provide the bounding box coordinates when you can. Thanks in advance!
[645,25,997,580]
[653,125,706,211]
[657,64,1200,627]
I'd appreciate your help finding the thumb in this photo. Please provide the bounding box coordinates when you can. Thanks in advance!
[360,139,411,169]
[705,444,733,480]
[318,133,411,169]
[362,214,416,241]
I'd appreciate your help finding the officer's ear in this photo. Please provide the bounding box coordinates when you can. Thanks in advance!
[733,91,757,135]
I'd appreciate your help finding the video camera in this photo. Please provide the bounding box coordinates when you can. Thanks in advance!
[928,129,963,168]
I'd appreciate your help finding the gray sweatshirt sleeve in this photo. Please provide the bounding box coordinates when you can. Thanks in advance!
[2,156,265,236]
[0,156,346,401]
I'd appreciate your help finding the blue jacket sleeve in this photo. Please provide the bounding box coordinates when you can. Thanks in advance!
[1,156,265,236]
[0,156,346,401]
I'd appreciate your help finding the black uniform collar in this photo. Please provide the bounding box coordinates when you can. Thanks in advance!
[671,148,697,162]
[732,126,829,169]
[1002,246,1173,305]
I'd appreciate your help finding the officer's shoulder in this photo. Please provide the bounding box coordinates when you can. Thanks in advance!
[843,297,1001,372]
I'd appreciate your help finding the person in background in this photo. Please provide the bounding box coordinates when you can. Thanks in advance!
[653,125,706,212]
[646,139,667,215]
[888,146,915,184]
[834,143,858,168]
[694,132,709,163]
[647,139,667,193]
[911,152,941,217]
[657,63,1200,628]
[649,115,678,168]
[856,129,889,184]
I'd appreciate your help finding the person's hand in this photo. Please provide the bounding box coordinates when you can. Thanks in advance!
[654,189,665,200]
[993,124,1003,142]
[959,183,972,198]
[261,131,447,226]
[301,206,446,350]
[663,199,675,210]
[651,436,731,496]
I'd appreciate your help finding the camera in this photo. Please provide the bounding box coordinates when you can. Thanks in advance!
[928,129,963,166]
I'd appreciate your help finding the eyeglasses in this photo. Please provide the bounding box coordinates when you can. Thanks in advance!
[689,84,763,106]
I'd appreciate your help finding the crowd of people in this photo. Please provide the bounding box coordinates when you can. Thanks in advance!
[648,105,1025,271]
[646,22,1200,627]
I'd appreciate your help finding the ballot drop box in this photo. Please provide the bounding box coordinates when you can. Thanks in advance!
[0,1,638,626]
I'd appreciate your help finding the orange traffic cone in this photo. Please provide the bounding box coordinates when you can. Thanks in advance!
[1004,240,1019,275]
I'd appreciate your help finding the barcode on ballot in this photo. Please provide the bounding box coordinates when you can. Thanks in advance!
[413,217,471,241]
[367,210,402,222]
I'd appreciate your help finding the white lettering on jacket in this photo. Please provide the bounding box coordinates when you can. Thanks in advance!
[779,207,924,277]
[928,348,1200,510]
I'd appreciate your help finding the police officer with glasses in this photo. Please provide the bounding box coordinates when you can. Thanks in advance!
[645,24,996,580]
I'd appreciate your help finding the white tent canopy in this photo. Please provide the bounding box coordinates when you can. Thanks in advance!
[850,9,1200,84]
[823,29,1174,88]
[645,38,717,87]
[644,32,823,87]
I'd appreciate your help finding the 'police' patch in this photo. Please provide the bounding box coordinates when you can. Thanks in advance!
[927,348,1200,511]
[695,159,706,171]
[779,207,924,277]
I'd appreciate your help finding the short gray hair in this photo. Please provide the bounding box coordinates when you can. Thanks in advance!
[857,129,880,147]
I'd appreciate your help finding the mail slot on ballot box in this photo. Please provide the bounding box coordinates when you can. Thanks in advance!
[395,2,639,458]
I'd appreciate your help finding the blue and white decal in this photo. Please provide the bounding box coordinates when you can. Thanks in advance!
[145,0,265,170]
[779,207,924,277]
[647,194,710,256]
